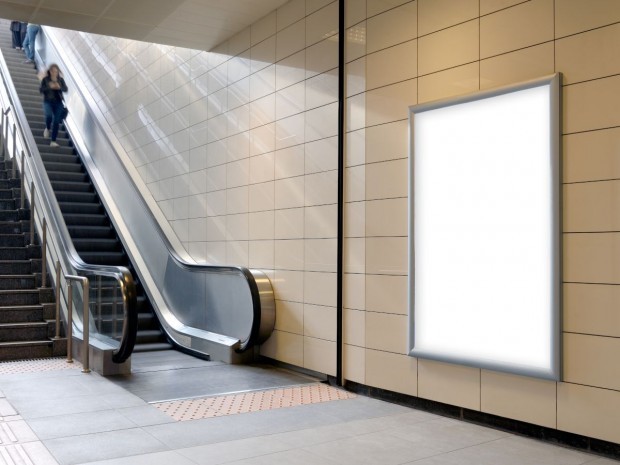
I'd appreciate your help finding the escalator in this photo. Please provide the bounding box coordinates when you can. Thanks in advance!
[0,22,275,368]
[0,29,172,353]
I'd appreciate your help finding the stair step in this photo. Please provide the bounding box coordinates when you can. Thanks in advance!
[0,321,49,342]
[77,251,126,265]
[66,225,114,238]
[0,260,31,274]
[132,342,174,352]
[0,289,41,306]
[0,305,45,323]
[0,275,36,290]
[59,202,102,214]
[73,238,120,251]
[0,234,26,247]
[0,340,55,361]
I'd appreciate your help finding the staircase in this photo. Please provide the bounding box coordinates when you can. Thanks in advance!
[0,158,65,360]
[0,22,172,354]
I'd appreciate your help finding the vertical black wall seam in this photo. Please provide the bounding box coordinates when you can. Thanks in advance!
[336,0,345,386]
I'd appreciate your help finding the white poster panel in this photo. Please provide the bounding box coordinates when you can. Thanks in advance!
[409,75,561,380]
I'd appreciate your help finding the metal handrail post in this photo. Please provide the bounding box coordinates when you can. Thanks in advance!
[11,123,15,165]
[54,261,61,339]
[65,275,91,373]
[41,217,47,287]
[29,181,34,244]
[66,280,73,363]
[19,151,24,209]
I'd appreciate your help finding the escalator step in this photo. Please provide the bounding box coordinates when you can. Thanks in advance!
[50,181,92,192]
[55,191,98,203]
[77,251,126,265]
[73,238,121,251]
[66,225,114,238]
[58,202,102,214]
[63,213,109,226]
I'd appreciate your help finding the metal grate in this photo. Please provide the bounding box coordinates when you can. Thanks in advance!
[0,358,80,375]
[153,383,356,421]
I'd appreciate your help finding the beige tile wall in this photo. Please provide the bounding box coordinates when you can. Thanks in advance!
[345,0,620,444]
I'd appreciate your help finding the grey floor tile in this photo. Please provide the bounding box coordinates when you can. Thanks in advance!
[583,458,620,464]
[28,410,139,440]
[226,448,341,465]
[44,428,168,465]
[0,398,17,416]
[0,442,59,465]
[387,417,509,453]
[116,405,176,427]
[177,435,292,465]
[76,450,196,465]
[0,419,39,443]
[403,435,601,465]
[305,430,444,465]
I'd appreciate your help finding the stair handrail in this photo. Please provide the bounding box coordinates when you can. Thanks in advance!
[0,46,138,363]
[41,27,276,360]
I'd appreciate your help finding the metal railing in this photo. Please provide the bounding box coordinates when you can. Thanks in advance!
[0,47,138,368]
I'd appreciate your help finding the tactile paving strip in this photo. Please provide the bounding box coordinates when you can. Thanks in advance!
[154,383,356,421]
[0,358,80,375]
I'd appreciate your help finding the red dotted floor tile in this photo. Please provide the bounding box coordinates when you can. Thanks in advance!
[153,383,356,421]
[0,358,80,375]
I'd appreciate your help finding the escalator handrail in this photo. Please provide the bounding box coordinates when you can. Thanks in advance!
[0,45,138,363]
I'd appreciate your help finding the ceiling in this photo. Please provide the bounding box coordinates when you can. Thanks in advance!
[0,0,288,51]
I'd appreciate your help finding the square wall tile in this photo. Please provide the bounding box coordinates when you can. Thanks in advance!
[306,136,338,173]
[260,330,304,366]
[249,211,275,240]
[304,271,337,306]
[278,0,305,31]
[365,120,408,164]
[275,177,305,209]
[480,43,554,90]
[305,204,338,238]
[481,370,557,428]
[365,237,408,275]
[564,181,620,233]
[480,0,524,15]
[558,382,620,444]
[344,308,366,346]
[564,283,620,338]
[304,336,337,375]
[563,333,620,391]
[366,79,417,127]
[366,274,408,315]
[344,344,366,384]
[419,0,479,36]
[307,37,339,77]
[344,272,365,310]
[277,20,306,62]
[305,171,338,206]
[306,70,338,110]
[252,11,276,46]
[365,198,408,237]
[418,62,479,103]
[555,0,620,38]
[249,239,275,269]
[365,349,417,396]
[274,269,304,302]
[275,145,305,180]
[275,207,304,240]
[418,359,481,410]
[277,51,306,91]
[347,57,366,97]
[366,40,417,91]
[480,0,554,59]
[564,233,620,284]
[250,123,276,156]
[304,304,337,340]
[306,2,338,47]
[346,23,367,63]
[249,181,275,212]
[306,102,339,142]
[563,127,620,183]
[367,2,417,54]
[419,19,479,75]
[556,23,620,85]
[344,237,365,274]
[305,238,337,272]
[366,312,408,353]
[275,239,305,271]
[250,152,275,185]
[275,300,304,334]
[366,158,408,200]
[345,201,365,238]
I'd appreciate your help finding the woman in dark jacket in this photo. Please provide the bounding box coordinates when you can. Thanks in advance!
[39,64,67,147]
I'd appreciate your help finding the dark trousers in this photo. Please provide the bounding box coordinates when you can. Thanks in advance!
[11,30,21,48]
[43,100,64,142]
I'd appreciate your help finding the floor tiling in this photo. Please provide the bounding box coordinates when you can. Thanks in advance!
[0,352,618,465]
